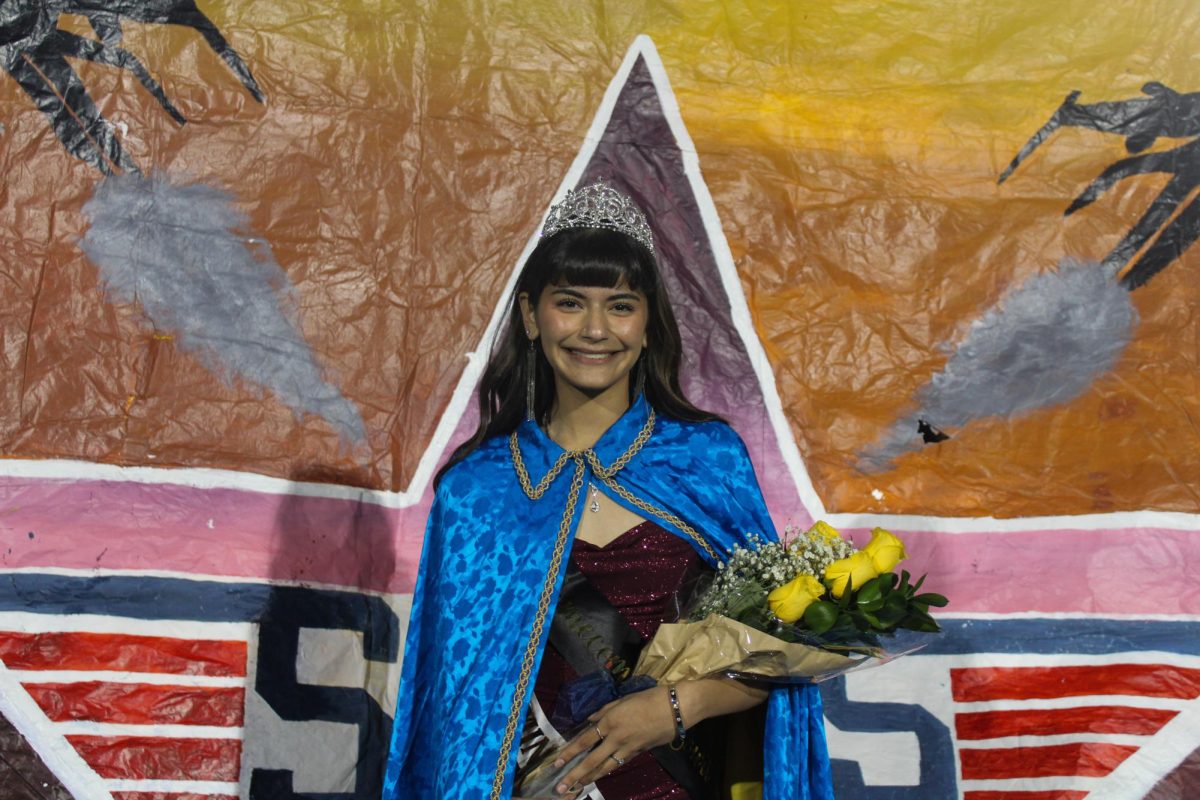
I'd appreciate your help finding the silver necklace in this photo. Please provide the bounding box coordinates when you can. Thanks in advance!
[588,483,601,513]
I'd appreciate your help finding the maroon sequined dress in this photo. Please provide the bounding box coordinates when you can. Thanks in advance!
[533,520,705,800]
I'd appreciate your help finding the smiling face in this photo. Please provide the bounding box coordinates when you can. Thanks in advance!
[520,282,649,405]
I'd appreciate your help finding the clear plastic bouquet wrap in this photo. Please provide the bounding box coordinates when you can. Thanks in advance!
[516,521,947,797]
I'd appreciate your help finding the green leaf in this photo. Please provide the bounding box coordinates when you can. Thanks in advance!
[873,595,906,625]
[914,592,949,607]
[821,621,858,644]
[858,609,883,628]
[912,573,926,592]
[901,608,940,632]
[855,580,884,611]
[803,600,839,634]
[858,596,885,613]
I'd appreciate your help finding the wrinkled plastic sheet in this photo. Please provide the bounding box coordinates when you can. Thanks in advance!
[0,2,1198,798]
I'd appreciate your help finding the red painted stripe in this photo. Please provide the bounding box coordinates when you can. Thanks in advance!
[113,795,239,800]
[0,631,245,676]
[956,705,1177,739]
[67,735,241,781]
[964,792,1089,800]
[26,682,244,726]
[960,742,1138,779]
[951,664,1200,701]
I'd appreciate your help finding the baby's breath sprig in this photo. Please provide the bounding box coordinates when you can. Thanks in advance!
[691,526,854,621]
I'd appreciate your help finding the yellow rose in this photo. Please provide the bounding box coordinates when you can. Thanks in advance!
[824,551,879,598]
[767,574,826,623]
[808,520,843,543]
[863,527,907,573]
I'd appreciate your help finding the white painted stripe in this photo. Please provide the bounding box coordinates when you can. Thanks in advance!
[53,721,243,739]
[103,778,238,794]
[961,776,1104,792]
[559,39,1200,539]
[3,457,1196,532]
[943,651,1200,668]
[0,661,113,800]
[954,696,1190,713]
[940,611,1200,622]
[0,611,251,639]
[0,46,647,513]
[11,670,245,688]
[0,457,400,505]
[630,37,832,523]
[822,508,1200,532]
[393,33,657,506]
[1087,697,1200,799]
[957,732,1152,748]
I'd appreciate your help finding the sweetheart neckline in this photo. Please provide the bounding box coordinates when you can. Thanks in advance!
[572,519,681,551]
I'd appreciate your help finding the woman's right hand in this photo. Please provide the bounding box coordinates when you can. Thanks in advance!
[547,685,678,797]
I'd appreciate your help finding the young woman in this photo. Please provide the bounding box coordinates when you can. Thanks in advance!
[383,181,833,800]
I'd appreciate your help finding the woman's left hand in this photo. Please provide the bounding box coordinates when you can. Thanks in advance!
[549,684,677,798]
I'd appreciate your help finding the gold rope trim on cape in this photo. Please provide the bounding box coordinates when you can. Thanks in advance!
[490,455,583,800]
[585,461,718,561]
[494,410,718,796]
[508,408,656,499]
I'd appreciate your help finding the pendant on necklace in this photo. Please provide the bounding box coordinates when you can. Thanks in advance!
[588,483,601,513]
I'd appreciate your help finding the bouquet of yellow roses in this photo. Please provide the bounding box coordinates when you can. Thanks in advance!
[633,522,947,684]
[515,522,945,798]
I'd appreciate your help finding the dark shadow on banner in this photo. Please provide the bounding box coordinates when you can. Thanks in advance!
[248,465,399,800]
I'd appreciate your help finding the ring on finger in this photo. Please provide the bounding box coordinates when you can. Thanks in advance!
[591,722,605,742]
[609,753,625,767]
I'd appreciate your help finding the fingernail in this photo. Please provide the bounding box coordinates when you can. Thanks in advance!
[555,783,566,794]
[553,758,564,767]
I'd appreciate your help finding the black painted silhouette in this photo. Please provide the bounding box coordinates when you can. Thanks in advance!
[1066,136,1200,289]
[917,419,950,444]
[999,82,1200,290]
[1,0,264,175]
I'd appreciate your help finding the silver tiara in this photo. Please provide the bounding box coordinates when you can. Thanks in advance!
[541,180,655,254]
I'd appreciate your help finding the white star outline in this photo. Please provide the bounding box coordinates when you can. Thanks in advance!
[0,35,1196,538]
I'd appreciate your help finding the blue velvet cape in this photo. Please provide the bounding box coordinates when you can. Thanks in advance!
[383,394,834,800]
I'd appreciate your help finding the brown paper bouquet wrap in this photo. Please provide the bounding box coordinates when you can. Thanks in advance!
[634,613,862,684]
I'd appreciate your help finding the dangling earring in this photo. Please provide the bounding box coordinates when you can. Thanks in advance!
[525,339,537,421]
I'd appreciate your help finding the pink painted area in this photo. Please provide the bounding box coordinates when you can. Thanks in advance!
[2,471,1198,615]
[829,524,1200,616]
[0,476,430,594]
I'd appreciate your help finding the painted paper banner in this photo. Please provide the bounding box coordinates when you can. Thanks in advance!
[1,2,1197,798]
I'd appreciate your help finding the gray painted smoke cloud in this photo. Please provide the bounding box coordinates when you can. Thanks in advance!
[81,174,365,441]
[859,259,1135,472]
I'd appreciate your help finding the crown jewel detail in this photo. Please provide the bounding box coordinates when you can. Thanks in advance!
[541,180,655,254]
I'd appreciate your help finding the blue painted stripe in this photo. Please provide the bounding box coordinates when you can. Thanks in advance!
[1,572,272,621]
[0,572,399,660]
[1,572,1194,656]
[920,616,1200,655]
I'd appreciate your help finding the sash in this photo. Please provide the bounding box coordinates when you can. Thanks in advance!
[543,560,719,800]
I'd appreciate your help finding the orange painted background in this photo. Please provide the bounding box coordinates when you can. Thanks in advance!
[2,1,1197,516]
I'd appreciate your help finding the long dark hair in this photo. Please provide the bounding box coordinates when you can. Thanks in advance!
[436,227,718,484]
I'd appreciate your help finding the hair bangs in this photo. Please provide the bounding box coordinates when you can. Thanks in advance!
[528,228,657,296]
